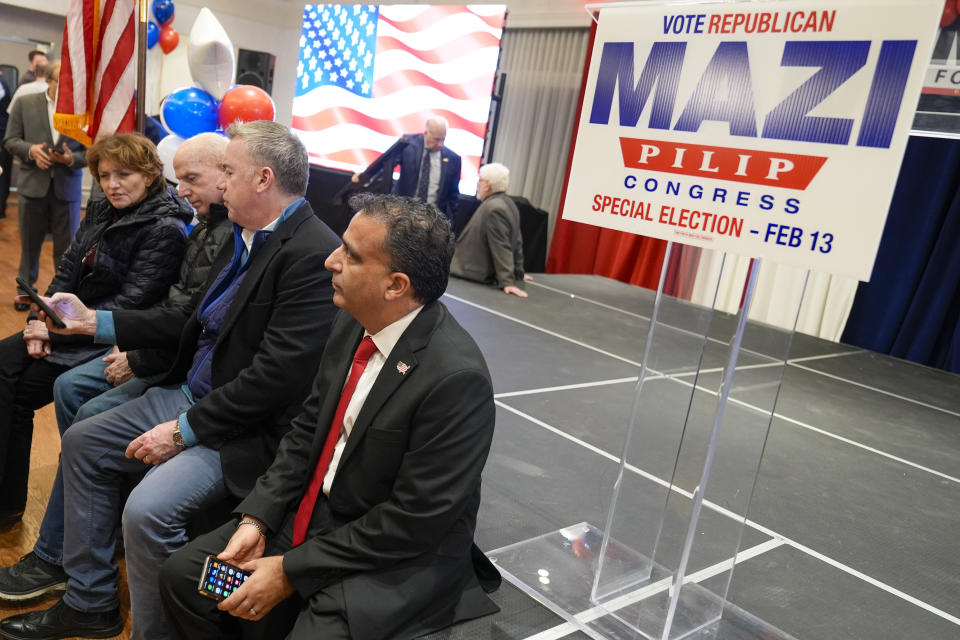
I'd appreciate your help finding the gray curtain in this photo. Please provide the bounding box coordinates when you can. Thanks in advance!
[486,28,589,248]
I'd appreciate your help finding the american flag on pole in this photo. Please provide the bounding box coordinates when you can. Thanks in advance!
[292,4,506,194]
[55,0,137,145]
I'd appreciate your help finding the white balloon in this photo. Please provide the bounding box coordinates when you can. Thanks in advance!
[157,134,185,184]
[188,8,236,101]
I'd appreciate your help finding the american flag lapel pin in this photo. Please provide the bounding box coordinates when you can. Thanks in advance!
[396,361,410,375]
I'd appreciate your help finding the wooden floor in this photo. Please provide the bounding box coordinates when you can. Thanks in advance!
[0,196,132,639]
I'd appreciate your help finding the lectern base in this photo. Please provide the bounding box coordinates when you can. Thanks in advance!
[490,523,797,640]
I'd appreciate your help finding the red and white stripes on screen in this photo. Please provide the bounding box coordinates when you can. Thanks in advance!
[55,0,137,145]
[292,4,506,193]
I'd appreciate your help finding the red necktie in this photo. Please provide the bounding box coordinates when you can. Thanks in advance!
[292,336,378,546]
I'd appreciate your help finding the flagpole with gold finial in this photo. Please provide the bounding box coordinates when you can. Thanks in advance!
[135,0,148,133]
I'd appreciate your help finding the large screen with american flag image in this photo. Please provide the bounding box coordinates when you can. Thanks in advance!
[292,4,506,196]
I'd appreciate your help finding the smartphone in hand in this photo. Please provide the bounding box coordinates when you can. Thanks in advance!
[15,277,66,328]
[197,556,252,602]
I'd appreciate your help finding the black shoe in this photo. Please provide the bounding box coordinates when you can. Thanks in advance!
[0,553,66,601]
[0,599,122,640]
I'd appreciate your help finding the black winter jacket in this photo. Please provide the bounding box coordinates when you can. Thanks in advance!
[127,202,234,377]
[43,187,192,366]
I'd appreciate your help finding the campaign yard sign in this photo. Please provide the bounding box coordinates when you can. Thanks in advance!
[563,0,942,281]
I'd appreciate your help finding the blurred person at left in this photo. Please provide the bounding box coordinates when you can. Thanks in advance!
[0,132,191,531]
[3,61,86,310]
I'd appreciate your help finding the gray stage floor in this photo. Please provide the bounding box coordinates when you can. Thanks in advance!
[421,274,960,640]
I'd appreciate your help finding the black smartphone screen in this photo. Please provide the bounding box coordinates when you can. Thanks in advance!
[197,555,251,602]
[15,277,66,328]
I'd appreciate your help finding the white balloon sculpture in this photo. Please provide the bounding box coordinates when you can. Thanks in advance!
[188,8,236,101]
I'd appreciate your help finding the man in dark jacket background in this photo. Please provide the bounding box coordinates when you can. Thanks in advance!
[0,121,341,640]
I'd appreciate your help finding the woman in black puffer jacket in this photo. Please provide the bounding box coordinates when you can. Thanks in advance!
[0,133,192,528]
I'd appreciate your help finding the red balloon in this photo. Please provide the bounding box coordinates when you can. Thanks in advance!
[218,85,276,128]
[159,25,179,54]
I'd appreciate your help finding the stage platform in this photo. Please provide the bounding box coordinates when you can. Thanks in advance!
[421,274,960,640]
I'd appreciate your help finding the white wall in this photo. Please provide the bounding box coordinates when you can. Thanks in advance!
[0,4,65,81]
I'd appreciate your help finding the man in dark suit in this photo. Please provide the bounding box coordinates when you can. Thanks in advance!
[3,61,86,309]
[353,116,462,221]
[0,72,13,217]
[451,162,528,298]
[0,121,341,640]
[157,194,500,640]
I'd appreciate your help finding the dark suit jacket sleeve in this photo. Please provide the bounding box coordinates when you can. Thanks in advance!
[184,250,336,444]
[239,353,495,597]
[486,200,520,289]
[113,295,199,353]
[442,151,461,218]
[359,138,404,183]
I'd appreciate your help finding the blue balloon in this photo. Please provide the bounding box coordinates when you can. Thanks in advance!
[152,0,175,26]
[161,87,219,139]
[146,21,159,49]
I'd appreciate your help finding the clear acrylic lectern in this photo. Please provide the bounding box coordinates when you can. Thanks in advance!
[491,243,809,640]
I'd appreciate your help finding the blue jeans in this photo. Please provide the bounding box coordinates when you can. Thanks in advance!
[35,352,151,565]
[60,385,228,640]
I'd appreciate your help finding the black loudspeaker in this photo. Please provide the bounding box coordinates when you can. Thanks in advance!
[236,48,275,95]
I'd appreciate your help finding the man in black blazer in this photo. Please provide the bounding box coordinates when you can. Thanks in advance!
[353,116,462,221]
[0,122,341,640]
[158,194,500,640]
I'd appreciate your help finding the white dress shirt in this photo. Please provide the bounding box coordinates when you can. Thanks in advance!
[322,305,424,495]
[45,91,57,144]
